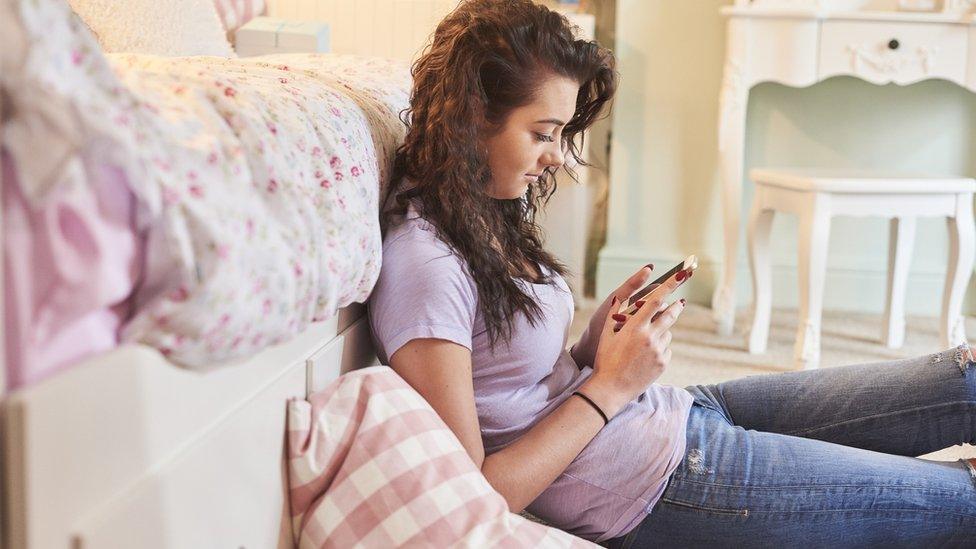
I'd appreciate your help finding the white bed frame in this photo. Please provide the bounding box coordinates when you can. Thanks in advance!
[0,4,420,545]
[1,301,378,548]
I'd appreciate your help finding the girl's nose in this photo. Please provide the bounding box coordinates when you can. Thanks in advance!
[545,143,565,168]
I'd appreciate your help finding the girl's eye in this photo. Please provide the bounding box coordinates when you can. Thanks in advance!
[534,133,555,143]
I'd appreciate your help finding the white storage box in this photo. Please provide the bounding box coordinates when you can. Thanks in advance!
[235,17,330,57]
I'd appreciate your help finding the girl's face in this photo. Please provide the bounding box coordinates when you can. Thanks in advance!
[485,74,579,200]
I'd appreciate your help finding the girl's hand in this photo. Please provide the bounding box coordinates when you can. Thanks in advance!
[579,272,687,418]
[570,264,657,368]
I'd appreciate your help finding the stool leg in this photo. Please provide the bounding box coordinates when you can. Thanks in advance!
[941,194,974,348]
[795,194,831,370]
[882,217,915,349]
[747,197,775,354]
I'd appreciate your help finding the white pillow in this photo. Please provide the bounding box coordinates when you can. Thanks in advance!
[67,0,235,57]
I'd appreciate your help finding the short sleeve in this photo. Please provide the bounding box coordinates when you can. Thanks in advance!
[367,222,479,364]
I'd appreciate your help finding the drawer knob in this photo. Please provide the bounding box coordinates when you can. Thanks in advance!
[888,39,900,50]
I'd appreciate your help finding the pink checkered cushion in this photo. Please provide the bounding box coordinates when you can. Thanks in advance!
[287,366,597,547]
[212,0,264,32]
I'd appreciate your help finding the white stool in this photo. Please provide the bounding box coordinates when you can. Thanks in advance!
[746,168,976,370]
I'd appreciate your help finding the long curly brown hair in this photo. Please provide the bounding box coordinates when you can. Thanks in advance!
[383,0,618,348]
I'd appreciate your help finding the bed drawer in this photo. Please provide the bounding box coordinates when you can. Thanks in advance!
[306,314,378,395]
[818,20,968,86]
[71,362,305,548]
[1,306,368,548]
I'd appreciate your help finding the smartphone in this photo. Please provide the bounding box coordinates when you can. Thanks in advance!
[621,254,698,315]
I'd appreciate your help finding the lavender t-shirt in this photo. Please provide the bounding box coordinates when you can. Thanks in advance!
[367,204,694,542]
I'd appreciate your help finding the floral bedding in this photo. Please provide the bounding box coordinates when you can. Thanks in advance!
[113,53,410,365]
[4,0,410,369]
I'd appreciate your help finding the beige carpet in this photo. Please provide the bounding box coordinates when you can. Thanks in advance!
[569,302,975,462]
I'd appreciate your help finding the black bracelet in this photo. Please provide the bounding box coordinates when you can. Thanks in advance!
[572,391,609,426]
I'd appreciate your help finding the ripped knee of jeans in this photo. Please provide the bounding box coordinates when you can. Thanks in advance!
[952,344,976,375]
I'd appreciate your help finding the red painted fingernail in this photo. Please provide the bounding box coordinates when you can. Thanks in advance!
[612,313,627,322]
[675,271,687,282]
[635,300,646,309]
[680,298,686,305]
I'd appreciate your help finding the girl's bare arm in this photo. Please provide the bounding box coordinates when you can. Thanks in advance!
[389,338,622,513]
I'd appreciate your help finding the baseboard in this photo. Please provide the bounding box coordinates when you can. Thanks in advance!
[596,247,976,316]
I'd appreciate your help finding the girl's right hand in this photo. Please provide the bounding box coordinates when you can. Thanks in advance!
[580,271,688,418]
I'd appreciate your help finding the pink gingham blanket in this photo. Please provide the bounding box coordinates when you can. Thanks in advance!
[287,367,597,548]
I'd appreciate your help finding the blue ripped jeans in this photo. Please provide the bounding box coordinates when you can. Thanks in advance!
[606,345,976,548]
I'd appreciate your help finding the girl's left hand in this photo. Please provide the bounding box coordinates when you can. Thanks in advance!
[570,264,656,368]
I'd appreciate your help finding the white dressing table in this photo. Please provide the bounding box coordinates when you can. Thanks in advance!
[711,0,976,335]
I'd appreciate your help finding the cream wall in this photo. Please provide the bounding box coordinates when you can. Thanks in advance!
[266,0,458,61]
[597,0,976,318]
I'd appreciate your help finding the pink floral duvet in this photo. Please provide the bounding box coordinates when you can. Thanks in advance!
[113,52,410,367]
[4,0,410,370]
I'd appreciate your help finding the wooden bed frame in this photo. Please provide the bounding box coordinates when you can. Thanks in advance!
[1,301,378,548]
